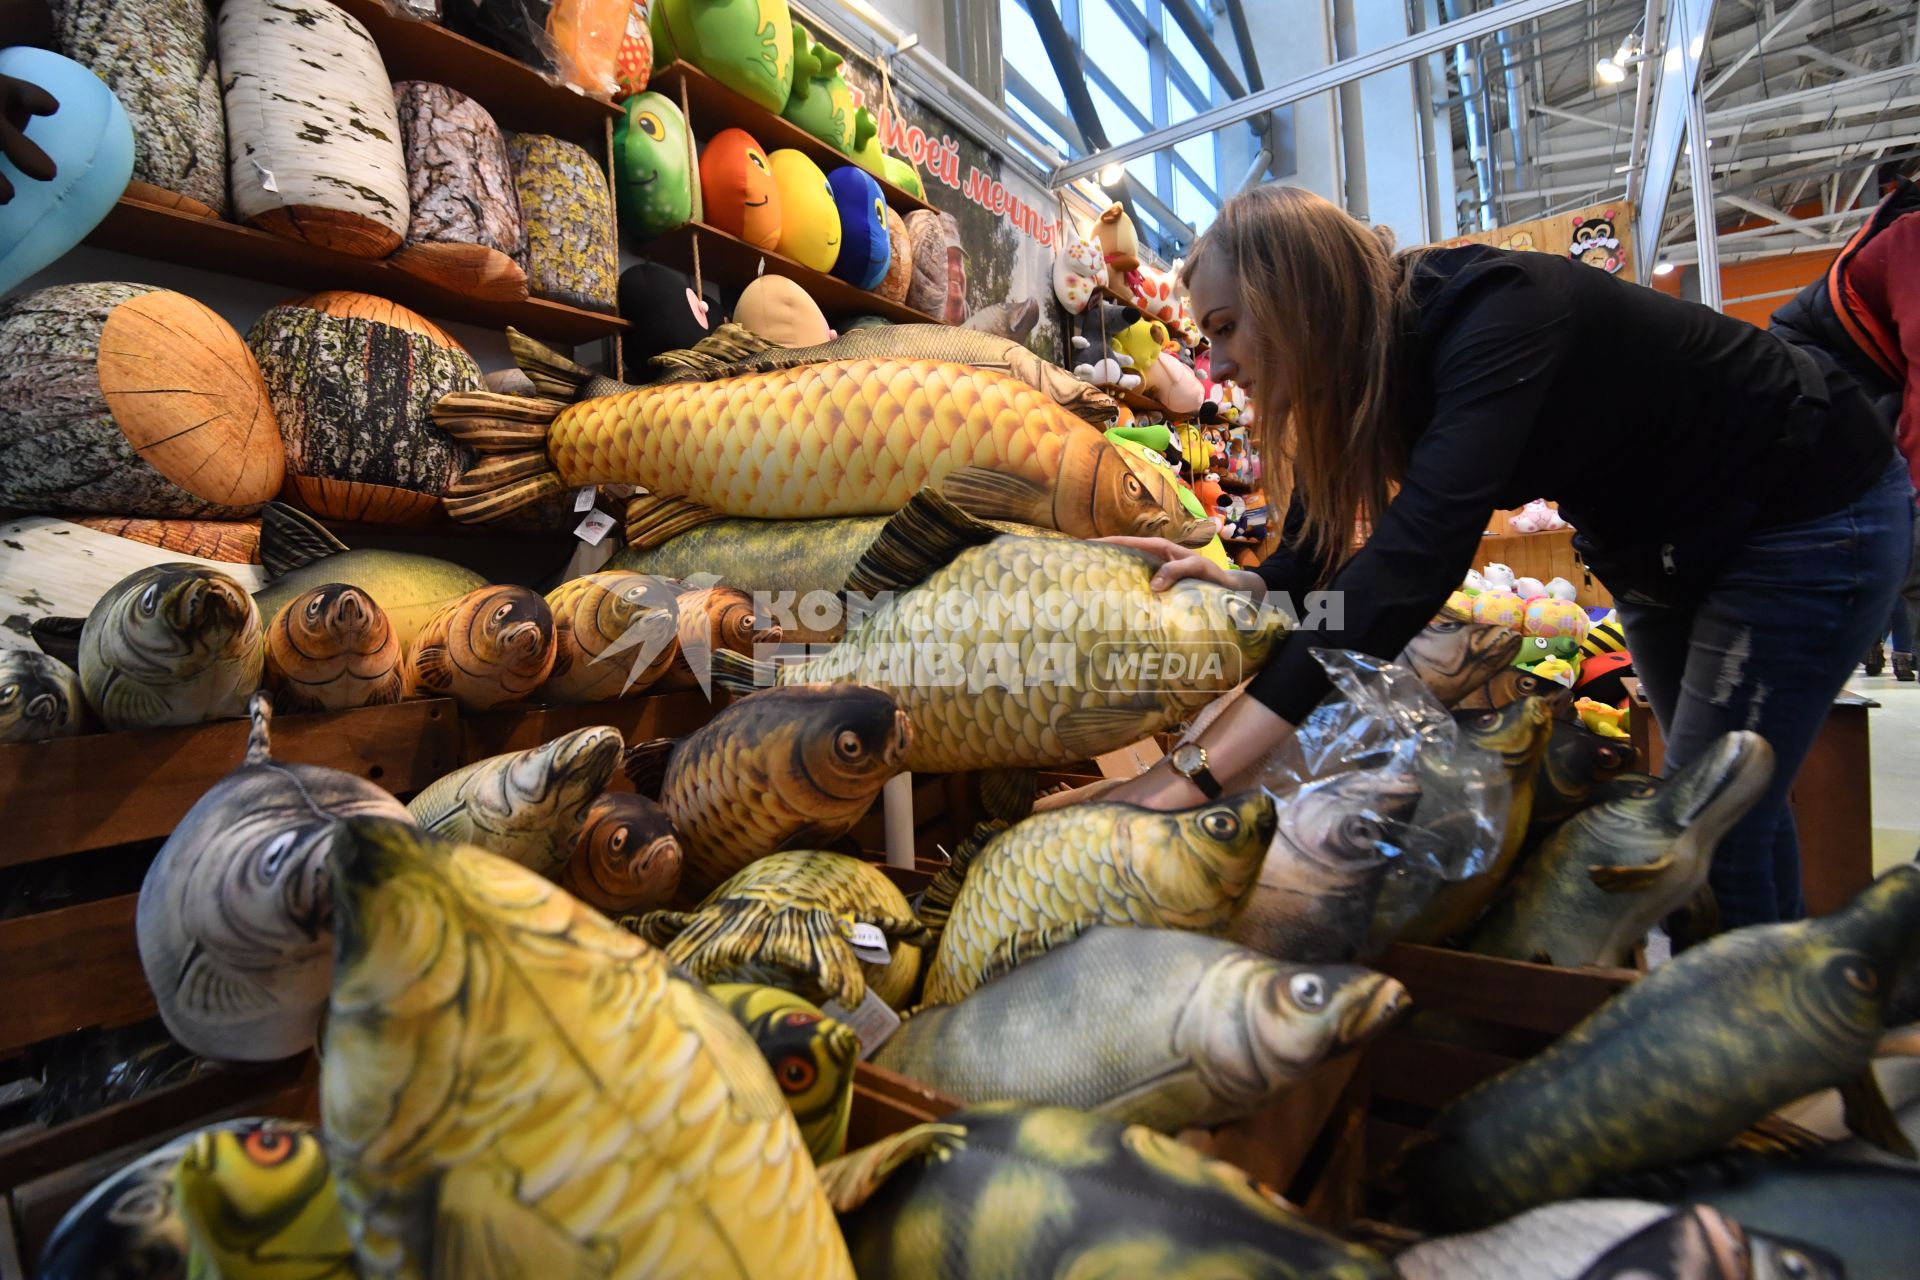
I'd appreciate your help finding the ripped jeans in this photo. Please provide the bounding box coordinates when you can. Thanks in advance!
[1619,457,1913,927]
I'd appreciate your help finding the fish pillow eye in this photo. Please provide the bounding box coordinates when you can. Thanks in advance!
[699,127,780,249]
[826,166,889,290]
[768,149,840,273]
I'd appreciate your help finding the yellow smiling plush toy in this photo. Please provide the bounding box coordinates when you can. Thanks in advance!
[768,148,840,272]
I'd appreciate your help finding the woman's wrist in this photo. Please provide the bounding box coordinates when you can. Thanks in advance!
[1129,758,1209,808]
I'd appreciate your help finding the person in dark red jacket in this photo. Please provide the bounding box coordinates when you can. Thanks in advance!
[1772,168,1920,681]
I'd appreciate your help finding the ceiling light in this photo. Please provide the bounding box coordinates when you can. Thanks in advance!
[1596,57,1627,84]
[1653,260,1675,275]
[1098,162,1126,189]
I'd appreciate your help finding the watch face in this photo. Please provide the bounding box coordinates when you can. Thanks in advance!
[1172,743,1205,774]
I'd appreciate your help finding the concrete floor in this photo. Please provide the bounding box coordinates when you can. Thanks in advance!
[1859,668,1920,874]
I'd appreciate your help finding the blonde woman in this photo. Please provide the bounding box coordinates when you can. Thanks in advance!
[1103,185,1908,928]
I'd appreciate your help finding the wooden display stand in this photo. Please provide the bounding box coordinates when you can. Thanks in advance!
[1628,681,1877,916]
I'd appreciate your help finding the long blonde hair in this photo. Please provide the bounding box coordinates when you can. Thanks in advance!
[1181,186,1418,572]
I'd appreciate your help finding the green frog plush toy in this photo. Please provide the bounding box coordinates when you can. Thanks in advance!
[651,0,796,114]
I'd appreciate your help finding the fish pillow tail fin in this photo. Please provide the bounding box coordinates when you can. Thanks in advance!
[668,899,869,1009]
[866,912,933,948]
[977,768,1038,823]
[915,820,1005,936]
[844,487,1003,597]
[506,327,609,401]
[29,616,84,668]
[934,466,1052,529]
[973,921,1094,989]
[623,909,696,946]
[1840,1071,1918,1159]
[709,649,778,696]
[648,323,778,380]
[244,691,273,765]
[443,473,566,524]
[623,740,675,798]
[624,495,730,549]
[818,1122,970,1212]
[430,391,567,448]
[259,501,350,577]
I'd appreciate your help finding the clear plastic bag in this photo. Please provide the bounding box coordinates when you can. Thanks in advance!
[1251,649,1510,954]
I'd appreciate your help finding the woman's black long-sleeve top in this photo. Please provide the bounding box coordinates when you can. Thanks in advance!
[1245,244,1892,723]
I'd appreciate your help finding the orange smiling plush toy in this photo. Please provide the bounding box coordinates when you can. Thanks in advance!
[700,128,781,250]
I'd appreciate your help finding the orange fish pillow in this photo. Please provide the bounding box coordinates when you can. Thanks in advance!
[700,127,780,249]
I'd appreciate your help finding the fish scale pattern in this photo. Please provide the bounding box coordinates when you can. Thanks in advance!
[921,799,1271,1006]
[324,832,853,1279]
[776,538,1279,773]
[546,359,1096,517]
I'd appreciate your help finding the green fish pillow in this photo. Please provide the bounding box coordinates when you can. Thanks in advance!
[881,154,923,198]
[615,91,699,241]
[651,0,795,113]
[828,166,889,290]
[783,24,858,153]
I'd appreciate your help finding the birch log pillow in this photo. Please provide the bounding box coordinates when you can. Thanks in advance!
[0,283,282,518]
[391,82,528,301]
[249,292,483,524]
[217,0,409,257]
[50,0,229,215]
[507,133,619,314]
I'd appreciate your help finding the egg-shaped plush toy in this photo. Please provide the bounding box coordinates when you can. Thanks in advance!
[882,155,923,198]
[734,275,832,347]
[700,127,779,249]
[0,47,134,296]
[769,148,840,272]
[827,166,889,290]
[1471,590,1526,630]
[1524,595,1591,641]
[1442,590,1476,622]
[614,91,697,241]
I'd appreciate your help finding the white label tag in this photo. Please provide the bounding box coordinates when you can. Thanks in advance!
[573,509,615,545]
[821,990,902,1057]
[847,922,890,964]
[573,485,596,513]
[254,163,279,194]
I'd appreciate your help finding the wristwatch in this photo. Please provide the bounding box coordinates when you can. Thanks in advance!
[1168,743,1223,799]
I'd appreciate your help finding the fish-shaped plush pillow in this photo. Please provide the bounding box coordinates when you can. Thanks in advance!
[827,166,889,290]
[700,126,780,249]
[769,148,840,272]
[614,91,697,241]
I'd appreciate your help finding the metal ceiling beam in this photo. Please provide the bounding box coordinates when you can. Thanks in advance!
[1051,0,1590,186]
[1685,58,1721,309]
[1026,0,1113,153]
[1703,0,1813,97]
[1719,192,1829,240]
[1707,60,1918,122]
[1632,0,1718,271]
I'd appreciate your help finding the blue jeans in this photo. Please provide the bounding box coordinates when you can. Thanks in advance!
[1619,458,1913,927]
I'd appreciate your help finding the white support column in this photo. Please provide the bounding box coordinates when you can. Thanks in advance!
[1634,0,1719,274]
[1684,71,1721,311]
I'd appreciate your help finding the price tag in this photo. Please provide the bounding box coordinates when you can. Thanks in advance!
[573,486,596,513]
[573,509,615,546]
[847,922,891,964]
[254,163,279,194]
[821,990,902,1057]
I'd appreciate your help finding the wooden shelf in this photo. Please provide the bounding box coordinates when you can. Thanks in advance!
[650,61,932,216]
[642,221,943,325]
[85,195,628,345]
[328,0,620,148]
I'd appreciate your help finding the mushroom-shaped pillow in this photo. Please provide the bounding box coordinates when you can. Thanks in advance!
[827,166,889,290]
[876,207,913,303]
[700,127,779,249]
[768,148,839,272]
[735,275,833,347]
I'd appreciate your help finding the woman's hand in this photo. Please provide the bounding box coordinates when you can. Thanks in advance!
[0,72,58,204]
[1096,536,1266,597]
[1096,759,1208,810]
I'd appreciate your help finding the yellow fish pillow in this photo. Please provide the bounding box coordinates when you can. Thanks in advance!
[769,149,840,273]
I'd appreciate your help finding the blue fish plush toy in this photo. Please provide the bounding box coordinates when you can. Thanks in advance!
[827,165,889,291]
[0,47,132,295]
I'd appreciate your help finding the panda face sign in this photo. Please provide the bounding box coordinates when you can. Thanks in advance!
[1569,212,1625,274]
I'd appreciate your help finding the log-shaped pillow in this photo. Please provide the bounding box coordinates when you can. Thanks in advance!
[249,292,482,524]
[391,82,528,301]
[217,0,409,257]
[875,206,912,303]
[906,208,966,323]
[0,283,282,517]
[507,133,619,314]
[51,0,228,215]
